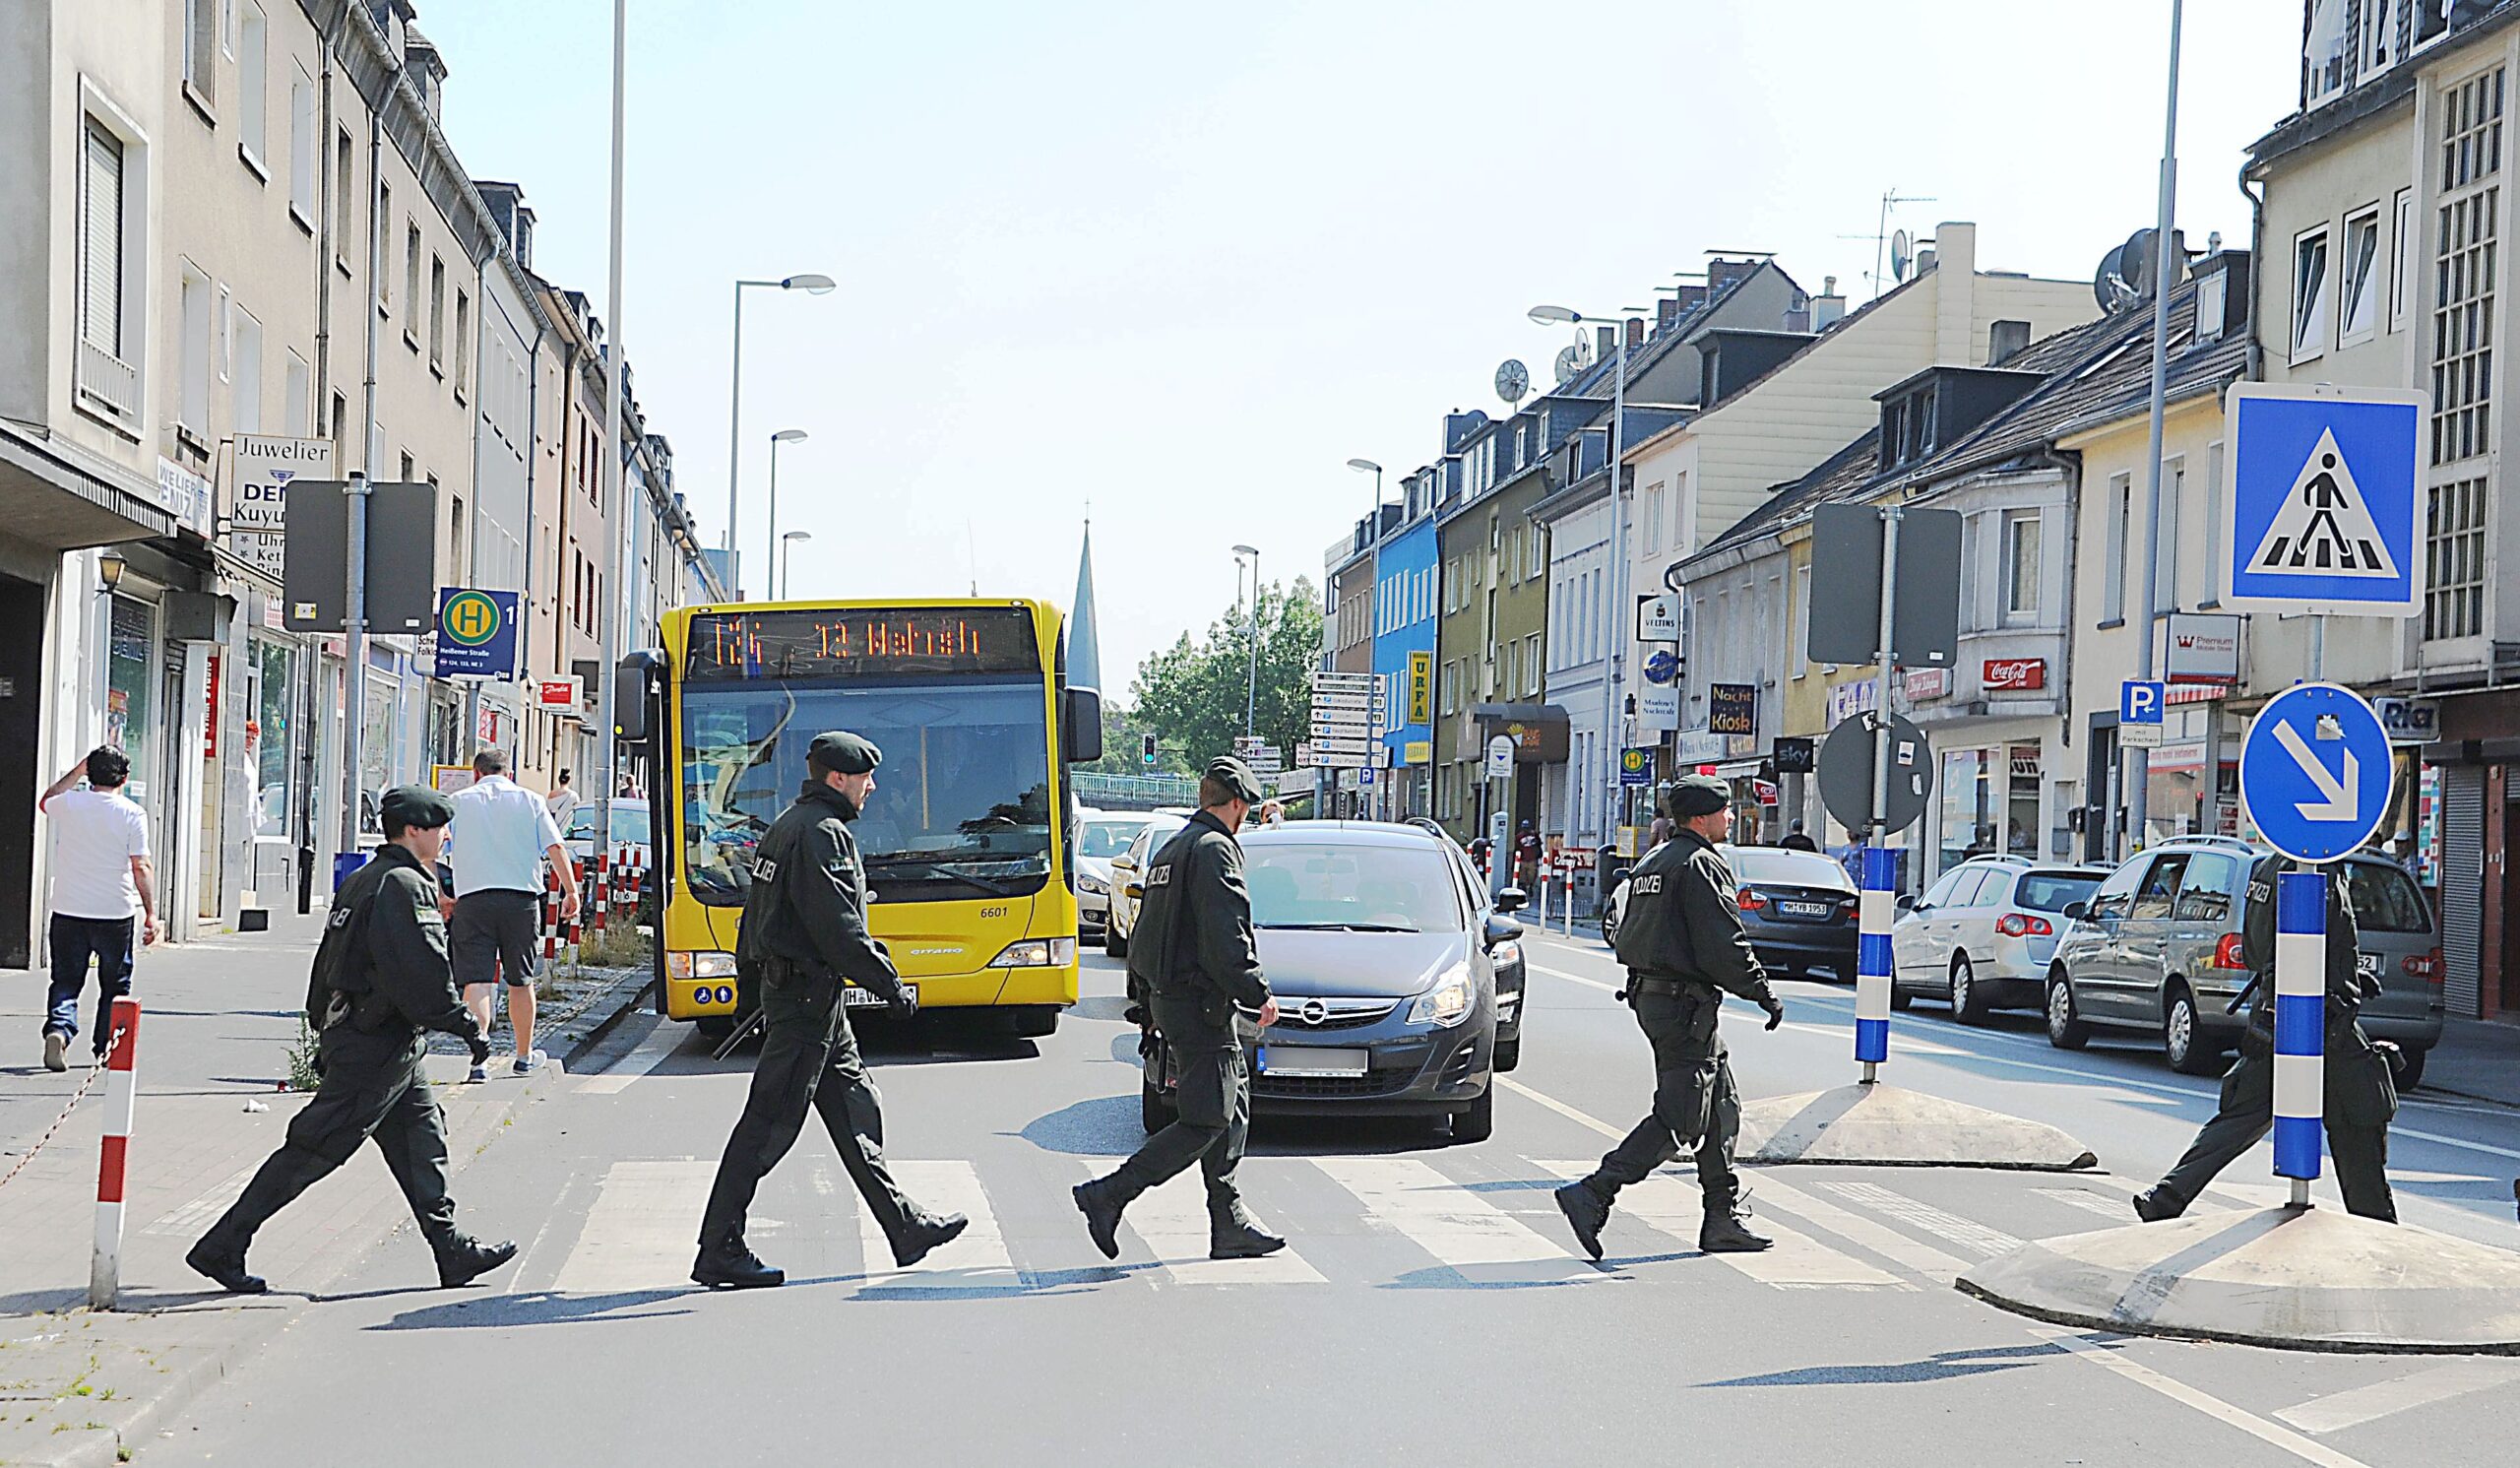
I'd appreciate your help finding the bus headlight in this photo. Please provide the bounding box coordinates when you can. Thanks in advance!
[666,950,737,980]
[1408,961,1476,1028]
[987,937,1079,968]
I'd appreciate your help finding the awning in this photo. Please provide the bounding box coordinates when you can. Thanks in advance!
[1469,702,1567,725]
[0,422,178,550]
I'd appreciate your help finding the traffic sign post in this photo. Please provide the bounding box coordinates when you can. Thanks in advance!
[2271,869,2328,1198]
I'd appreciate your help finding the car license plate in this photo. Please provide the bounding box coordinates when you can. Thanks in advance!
[842,987,883,1008]
[1258,1046,1367,1078]
[1780,900,1832,919]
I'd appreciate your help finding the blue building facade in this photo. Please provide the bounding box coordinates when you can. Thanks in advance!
[1371,514,1438,818]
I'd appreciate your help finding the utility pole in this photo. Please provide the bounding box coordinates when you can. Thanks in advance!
[2127,0,2184,859]
[593,0,627,871]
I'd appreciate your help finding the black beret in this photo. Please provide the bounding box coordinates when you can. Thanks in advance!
[807,731,882,776]
[1205,756,1264,804]
[382,785,455,830]
[1664,774,1731,819]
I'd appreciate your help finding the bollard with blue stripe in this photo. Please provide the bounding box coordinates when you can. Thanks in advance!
[1855,845,1896,1071]
[2271,868,2327,1185]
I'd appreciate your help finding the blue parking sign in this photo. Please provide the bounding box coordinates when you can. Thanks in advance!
[2120,680,2165,727]
[2224,383,2426,616]
[2237,683,2393,863]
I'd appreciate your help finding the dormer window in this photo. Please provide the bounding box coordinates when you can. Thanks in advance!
[2306,0,2349,108]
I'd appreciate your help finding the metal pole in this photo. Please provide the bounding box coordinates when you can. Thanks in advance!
[767,434,783,601]
[2128,0,2184,857]
[341,472,370,856]
[724,281,745,573]
[1601,326,1628,849]
[1246,549,1261,739]
[1858,507,1902,1083]
[593,0,626,875]
[2272,865,2326,1208]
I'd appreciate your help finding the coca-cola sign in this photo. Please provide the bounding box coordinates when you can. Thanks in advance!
[1983,658,2047,691]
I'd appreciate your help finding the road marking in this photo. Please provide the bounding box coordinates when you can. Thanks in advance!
[2030,1328,2375,1468]
[1074,1161,1326,1285]
[856,1159,1018,1291]
[2034,1186,2137,1221]
[145,1164,256,1236]
[1528,963,1618,992]
[2273,1358,2520,1435]
[552,1159,714,1292]
[579,1020,685,1094]
[1312,1157,1581,1270]
[1811,1179,2025,1256]
[1534,1159,1906,1289]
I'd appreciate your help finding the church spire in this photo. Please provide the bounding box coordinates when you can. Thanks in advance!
[1070,515,1102,692]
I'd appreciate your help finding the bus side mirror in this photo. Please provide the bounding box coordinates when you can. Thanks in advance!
[1063,686,1103,763]
[614,650,662,744]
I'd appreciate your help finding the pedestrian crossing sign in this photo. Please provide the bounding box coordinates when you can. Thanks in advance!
[2223,382,2426,616]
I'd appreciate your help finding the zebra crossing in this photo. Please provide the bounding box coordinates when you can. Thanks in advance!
[517,1149,2154,1299]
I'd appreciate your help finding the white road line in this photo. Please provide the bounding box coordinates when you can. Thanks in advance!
[552,1159,715,1292]
[1075,1161,1326,1285]
[1534,1159,1907,1289]
[1528,963,1618,992]
[2272,1358,2520,1435]
[2033,1186,2138,1222]
[1527,962,1970,1053]
[1812,1179,2025,1256]
[2030,1328,2375,1468]
[856,1159,1018,1290]
[144,1164,256,1236]
[1312,1156,1582,1270]
[578,1020,685,1095]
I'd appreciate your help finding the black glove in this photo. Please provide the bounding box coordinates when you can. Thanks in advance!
[1759,993,1786,1032]
[886,983,919,1018]
[468,1034,493,1065]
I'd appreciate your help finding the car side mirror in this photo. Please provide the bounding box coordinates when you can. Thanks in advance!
[1896,894,1917,912]
[2062,901,2088,922]
[1495,885,1528,914]
[1485,913,1525,947]
[1111,855,1136,872]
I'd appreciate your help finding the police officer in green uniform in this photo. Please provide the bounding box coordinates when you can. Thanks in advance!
[2135,853,2398,1222]
[693,732,969,1289]
[186,787,516,1294]
[1075,757,1287,1261]
[1555,775,1786,1259]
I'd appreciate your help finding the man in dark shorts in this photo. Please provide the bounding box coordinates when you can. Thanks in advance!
[447,749,579,1081]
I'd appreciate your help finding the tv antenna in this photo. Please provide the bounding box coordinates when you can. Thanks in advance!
[1860,188,1936,301]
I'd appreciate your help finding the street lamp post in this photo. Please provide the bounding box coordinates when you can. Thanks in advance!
[766,428,807,600]
[781,531,813,601]
[1234,544,1261,740]
[2126,0,2184,862]
[1531,304,1629,851]
[724,273,834,598]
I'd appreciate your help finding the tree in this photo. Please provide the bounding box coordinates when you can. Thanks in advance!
[1130,578,1321,772]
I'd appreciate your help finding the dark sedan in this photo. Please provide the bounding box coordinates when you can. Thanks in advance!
[1606,843,1858,982]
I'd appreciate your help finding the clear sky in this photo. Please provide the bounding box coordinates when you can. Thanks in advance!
[416,0,2300,694]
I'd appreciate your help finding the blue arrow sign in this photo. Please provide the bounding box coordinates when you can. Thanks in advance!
[2224,383,2426,616]
[2237,682,2393,863]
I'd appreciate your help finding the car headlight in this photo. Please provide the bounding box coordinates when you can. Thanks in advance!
[1079,873,1109,895]
[1407,961,1477,1027]
[987,937,1079,968]
[666,950,737,980]
[1490,939,1523,970]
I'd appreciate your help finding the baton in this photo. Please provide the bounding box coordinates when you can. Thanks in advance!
[711,1007,766,1061]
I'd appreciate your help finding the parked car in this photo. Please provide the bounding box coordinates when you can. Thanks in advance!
[1134,820,1525,1143]
[1604,844,1859,982]
[1102,809,1192,957]
[1890,858,2109,1023]
[2045,836,2445,1081]
[1074,810,1157,934]
[563,797,653,884]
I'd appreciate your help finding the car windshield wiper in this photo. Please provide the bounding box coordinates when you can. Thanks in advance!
[860,856,1026,896]
[1258,921,1421,933]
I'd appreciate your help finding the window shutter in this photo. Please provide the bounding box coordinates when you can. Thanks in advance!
[79,119,124,356]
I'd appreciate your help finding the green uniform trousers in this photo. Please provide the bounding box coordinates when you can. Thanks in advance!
[1581,987,1743,1215]
[2156,1025,2398,1222]
[202,1026,457,1254]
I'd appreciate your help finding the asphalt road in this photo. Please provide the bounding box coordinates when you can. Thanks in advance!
[141,936,2517,1467]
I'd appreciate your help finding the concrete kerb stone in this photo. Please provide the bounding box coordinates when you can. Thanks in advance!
[1735,1083,2101,1171]
[1956,1205,2520,1355]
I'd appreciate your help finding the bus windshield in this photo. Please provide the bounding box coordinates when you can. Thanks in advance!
[680,676,1052,905]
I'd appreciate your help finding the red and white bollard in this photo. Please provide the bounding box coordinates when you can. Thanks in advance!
[90,995,140,1309]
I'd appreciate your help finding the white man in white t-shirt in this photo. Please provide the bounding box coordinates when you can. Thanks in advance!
[448,748,580,1080]
[39,746,158,1071]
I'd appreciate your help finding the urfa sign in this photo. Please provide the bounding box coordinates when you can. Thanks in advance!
[1983,658,2046,691]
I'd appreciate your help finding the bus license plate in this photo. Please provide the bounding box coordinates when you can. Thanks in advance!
[842,987,883,1008]
[1259,1047,1367,1078]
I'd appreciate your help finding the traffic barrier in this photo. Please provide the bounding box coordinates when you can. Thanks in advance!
[1855,846,1895,1073]
[90,996,140,1309]
[2272,869,2326,1191]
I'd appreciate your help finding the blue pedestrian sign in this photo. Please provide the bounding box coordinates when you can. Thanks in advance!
[2120,680,2165,726]
[2224,382,2426,616]
[2237,682,2393,863]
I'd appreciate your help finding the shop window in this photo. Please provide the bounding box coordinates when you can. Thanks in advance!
[106,597,155,798]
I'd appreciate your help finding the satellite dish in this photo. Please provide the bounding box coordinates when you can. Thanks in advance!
[1552,342,1589,386]
[1494,358,1531,405]
[1889,228,1913,283]
[2119,227,2191,300]
[2094,243,2141,312]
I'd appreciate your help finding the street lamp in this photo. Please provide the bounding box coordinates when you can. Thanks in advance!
[1234,543,1261,739]
[781,530,813,601]
[766,428,807,601]
[725,273,836,596]
[1531,302,1631,850]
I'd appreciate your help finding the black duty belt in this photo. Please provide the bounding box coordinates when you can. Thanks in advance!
[1617,975,1708,1003]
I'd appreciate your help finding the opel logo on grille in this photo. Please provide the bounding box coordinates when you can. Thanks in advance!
[1298,998,1328,1026]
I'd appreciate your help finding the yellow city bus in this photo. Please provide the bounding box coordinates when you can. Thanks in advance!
[634,598,1101,1037]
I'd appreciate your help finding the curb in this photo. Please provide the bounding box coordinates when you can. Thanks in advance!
[557,971,657,1072]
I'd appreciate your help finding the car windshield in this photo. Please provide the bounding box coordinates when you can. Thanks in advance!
[1728,847,1858,892]
[679,677,1052,905]
[2014,871,2101,913]
[1245,842,1465,932]
[2348,862,2432,934]
[1079,818,1150,859]
[565,802,652,845]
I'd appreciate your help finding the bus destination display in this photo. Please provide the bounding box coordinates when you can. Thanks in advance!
[684,606,1041,679]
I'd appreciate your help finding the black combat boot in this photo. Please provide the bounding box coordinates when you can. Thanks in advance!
[2131,1187,2184,1223]
[691,1240,784,1290]
[1208,1202,1287,1260]
[1073,1178,1131,1260]
[1554,1181,1610,1262]
[184,1238,268,1295]
[434,1233,519,1289]
[891,1211,970,1267]
[1699,1196,1773,1254]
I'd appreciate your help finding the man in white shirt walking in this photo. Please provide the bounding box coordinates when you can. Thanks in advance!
[448,748,579,1081]
[39,748,158,1071]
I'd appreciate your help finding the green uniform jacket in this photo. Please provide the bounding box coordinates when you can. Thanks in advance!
[737,782,907,1004]
[2239,854,2370,1019]
[1127,809,1270,1020]
[1612,830,1778,1005]
[305,844,481,1041]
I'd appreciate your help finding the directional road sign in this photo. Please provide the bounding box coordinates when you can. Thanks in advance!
[2224,382,2426,616]
[2120,679,2165,749]
[2238,682,2393,863]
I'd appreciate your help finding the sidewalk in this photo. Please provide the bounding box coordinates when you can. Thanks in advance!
[0,912,649,1468]
[2423,1013,2520,1108]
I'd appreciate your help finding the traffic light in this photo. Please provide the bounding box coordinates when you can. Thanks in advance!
[1141,733,1159,767]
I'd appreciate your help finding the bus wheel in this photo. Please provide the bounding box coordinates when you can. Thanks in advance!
[1006,1005,1060,1038]
[696,1015,735,1040]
